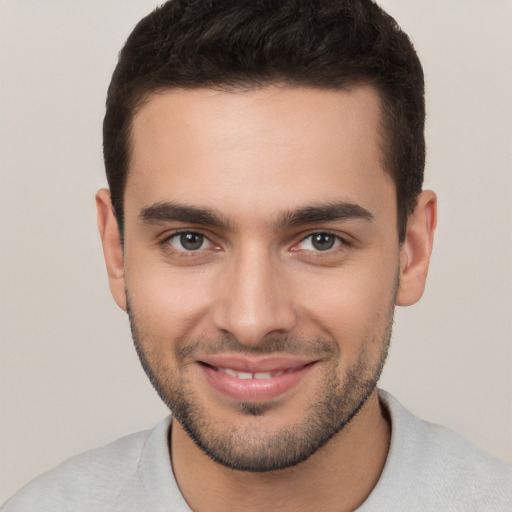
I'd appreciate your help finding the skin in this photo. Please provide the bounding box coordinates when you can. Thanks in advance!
[97,85,436,511]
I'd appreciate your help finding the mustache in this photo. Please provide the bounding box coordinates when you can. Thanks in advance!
[175,333,338,363]
[126,291,339,362]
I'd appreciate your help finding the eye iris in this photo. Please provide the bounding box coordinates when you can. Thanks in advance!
[180,233,203,250]
[312,233,335,251]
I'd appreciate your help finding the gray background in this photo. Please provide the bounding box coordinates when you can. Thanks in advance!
[1,0,511,502]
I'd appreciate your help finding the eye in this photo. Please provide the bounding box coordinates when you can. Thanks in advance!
[297,232,343,252]
[167,232,214,251]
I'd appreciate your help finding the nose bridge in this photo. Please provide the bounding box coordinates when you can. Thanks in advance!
[212,241,296,345]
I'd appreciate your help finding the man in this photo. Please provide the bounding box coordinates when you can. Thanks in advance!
[2,0,511,510]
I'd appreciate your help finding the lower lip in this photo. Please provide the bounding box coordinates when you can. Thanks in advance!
[199,363,315,402]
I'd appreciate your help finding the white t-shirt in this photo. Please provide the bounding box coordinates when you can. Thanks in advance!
[3,390,511,511]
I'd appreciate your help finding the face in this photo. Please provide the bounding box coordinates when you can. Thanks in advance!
[107,86,407,471]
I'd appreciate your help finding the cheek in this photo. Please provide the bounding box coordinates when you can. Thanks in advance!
[124,259,213,343]
[294,263,397,350]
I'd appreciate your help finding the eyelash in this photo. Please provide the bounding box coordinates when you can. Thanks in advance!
[161,230,217,256]
[294,232,346,253]
[160,230,348,255]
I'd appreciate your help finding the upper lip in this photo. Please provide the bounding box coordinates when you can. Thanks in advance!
[197,354,316,373]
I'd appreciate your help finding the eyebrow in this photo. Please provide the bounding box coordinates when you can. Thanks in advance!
[139,200,374,230]
[274,202,374,229]
[139,202,231,230]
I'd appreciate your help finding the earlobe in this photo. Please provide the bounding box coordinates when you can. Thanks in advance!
[96,189,127,311]
[396,190,437,306]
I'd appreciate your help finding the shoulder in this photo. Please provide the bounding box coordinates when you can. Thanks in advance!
[362,390,512,511]
[409,413,512,506]
[1,418,171,512]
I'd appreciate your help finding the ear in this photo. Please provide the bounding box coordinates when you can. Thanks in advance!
[96,189,127,311]
[396,190,437,306]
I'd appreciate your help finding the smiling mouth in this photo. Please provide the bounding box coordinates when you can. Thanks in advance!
[198,360,316,402]
[200,363,310,380]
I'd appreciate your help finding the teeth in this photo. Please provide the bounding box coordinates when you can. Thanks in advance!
[254,372,272,380]
[217,368,286,380]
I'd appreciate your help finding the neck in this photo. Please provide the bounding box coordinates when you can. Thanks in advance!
[170,390,390,512]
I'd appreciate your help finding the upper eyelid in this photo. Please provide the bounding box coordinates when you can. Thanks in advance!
[302,230,342,238]
[159,229,350,249]
[296,232,345,246]
[161,230,219,253]
[283,232,349,258]
[161,228,212,241]
[297,230,349,244]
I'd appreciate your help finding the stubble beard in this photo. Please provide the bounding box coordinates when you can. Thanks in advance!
[127,295,394,473]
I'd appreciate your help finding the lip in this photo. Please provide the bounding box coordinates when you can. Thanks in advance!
[197,355,317,402]
[198,354,315,373]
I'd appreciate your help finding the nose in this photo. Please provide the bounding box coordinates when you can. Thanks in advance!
[211,245,297,346]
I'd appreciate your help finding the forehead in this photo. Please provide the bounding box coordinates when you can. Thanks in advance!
[125,86,395,224]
